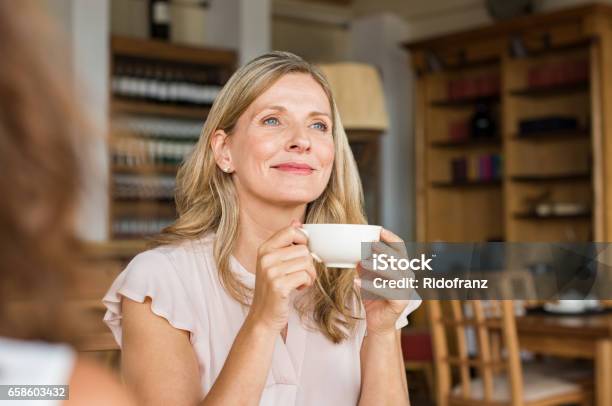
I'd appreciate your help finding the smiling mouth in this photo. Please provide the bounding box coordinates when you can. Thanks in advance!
[271,162,315,175]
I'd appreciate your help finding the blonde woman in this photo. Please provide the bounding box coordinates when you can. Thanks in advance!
[103,51,420,406]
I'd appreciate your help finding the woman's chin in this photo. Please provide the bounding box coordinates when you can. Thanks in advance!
[267,192,321,206]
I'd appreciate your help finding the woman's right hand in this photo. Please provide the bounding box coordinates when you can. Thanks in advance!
[247,220,317,333]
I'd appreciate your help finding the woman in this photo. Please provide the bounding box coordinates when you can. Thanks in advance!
[103,51,420,405]
[0,1,134,405]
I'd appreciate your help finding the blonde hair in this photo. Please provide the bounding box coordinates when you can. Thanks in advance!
[156,51,367,343]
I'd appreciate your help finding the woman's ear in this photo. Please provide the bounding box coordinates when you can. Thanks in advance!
[211,129,233,173]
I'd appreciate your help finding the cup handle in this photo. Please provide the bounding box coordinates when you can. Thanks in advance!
[297,227,323,263]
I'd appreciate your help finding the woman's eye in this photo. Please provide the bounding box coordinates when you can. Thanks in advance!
[312,122,328,132]
[263,117,280,126]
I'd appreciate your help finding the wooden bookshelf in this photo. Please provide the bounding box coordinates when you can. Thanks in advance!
[430,137,502,148]
[430,94,500,108]
[111,99,210,119]
[512,128,590,140]
[112,163,179,175]
[431,179,502,188]
[404,4,612,242]
[108,36,236,240]
[111,36,236,67]
[509,81,589,97]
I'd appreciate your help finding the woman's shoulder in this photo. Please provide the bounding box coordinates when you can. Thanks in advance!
[103,234,218,345]
[130,232,216,275]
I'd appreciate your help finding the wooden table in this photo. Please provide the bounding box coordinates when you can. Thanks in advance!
[515,312,612,406]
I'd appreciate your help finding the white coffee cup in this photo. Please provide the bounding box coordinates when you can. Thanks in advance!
[299,224,382,268]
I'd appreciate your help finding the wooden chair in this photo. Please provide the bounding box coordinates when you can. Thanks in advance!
[428,300,591,406]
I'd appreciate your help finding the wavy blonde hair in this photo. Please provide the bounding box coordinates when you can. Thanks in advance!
[156,51,366,343]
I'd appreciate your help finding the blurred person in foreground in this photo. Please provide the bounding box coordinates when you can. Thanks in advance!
[103,50,421,405]
[0,1,134,405]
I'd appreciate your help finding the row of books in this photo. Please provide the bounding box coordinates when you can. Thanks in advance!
[111,59,224,106]
[443,59,588,102]
[112,136,193,167]
[527,59,589,89]
[113,117,202,140]
[451,154,502,183]
[447,74,500,101]
[113,174,176,200]
[112,217,175,238]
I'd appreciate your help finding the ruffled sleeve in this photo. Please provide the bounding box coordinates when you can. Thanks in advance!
[395,296,423,329]
[102,249,197,348]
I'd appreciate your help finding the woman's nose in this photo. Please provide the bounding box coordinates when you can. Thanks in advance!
[287,127,311,152]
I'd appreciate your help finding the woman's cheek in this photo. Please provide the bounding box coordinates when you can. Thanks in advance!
[317,137,335,166]
[246,138,279,169]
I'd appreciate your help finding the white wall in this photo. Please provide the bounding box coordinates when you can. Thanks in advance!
[272,19,350,62]
[44,0,110,242]
[272,0,351,62]
[351,14,414,240]
[239,0,271,65]
[353,0,490,42]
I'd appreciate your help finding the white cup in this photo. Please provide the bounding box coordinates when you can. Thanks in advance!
[299,224,382,268]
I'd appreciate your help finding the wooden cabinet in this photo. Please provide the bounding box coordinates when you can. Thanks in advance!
[404,4,612,242]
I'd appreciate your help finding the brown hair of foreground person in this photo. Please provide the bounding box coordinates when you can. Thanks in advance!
[0,0,82,343]
[0,1,133,405]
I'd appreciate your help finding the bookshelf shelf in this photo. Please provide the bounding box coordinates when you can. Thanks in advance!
[112,99,210,119]
[512,128,590,141]
[509,82,589,98]
[510,173,591,182]
[431,179,502,188]
[112,164,179,175]
[430,137,501,148]
[513,212,591,220]
[430,95,500,108]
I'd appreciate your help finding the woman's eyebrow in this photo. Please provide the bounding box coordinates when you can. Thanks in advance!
[257,105,331,118]
[260,105,287,113]
[308,111,331,119]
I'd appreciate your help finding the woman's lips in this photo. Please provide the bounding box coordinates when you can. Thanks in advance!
[271,162,314,175]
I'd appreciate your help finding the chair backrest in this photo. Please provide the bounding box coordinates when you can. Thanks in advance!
[428,300,523,406]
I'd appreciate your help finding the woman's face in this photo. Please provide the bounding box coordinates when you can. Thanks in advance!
[216,73,335,206]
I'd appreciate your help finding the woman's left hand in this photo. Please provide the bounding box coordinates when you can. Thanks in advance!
[356,228,415,336]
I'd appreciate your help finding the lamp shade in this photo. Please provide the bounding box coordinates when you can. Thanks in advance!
[318,62,389,131]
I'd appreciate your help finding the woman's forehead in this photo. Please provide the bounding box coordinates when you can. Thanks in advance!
[249,73,331,115]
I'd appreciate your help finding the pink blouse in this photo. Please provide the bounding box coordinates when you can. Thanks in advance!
[103,233,421,405]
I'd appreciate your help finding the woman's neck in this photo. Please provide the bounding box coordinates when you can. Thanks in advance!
[233,197,306,274]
